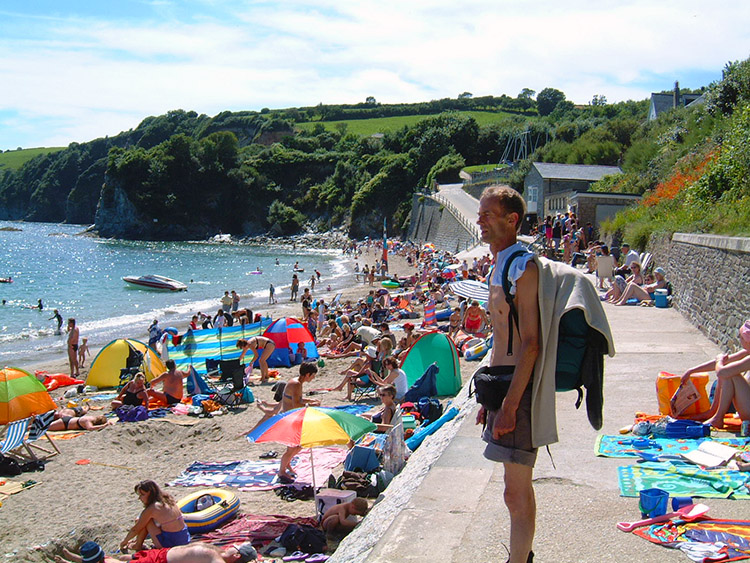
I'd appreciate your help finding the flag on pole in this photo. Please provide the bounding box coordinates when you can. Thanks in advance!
[382,217,388,274]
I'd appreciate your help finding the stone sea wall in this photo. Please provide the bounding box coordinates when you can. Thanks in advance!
[407,194,479,254]
[647,232,750,350]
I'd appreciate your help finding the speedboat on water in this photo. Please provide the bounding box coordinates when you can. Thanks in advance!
[122,275,187,291]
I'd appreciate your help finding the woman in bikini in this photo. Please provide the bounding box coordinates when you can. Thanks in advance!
[120,480,190,552]
[111,373,148,410]
[49,413,109,432]
[237,336,276,384]
[463,301,489,335]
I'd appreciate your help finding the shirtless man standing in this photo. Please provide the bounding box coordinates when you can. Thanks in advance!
[147,360,185,406]
[67,318,80,377]
[277,362,320,483]
[476,185,540,563]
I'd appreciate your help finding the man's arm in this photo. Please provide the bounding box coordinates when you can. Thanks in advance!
[493,262,540,438]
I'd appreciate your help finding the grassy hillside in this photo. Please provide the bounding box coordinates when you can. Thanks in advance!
[297,110,522,136]
[0,147,65,171]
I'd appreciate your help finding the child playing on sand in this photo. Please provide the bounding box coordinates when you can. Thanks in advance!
[55,541,121,563]
[294,342,307,365]
[77,337,90,369]
[321,497,369,535]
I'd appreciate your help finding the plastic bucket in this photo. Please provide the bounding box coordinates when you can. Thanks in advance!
[654,288,668,308]
[639,488,669,518]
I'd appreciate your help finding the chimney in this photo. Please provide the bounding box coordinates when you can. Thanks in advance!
[673,81,680,108]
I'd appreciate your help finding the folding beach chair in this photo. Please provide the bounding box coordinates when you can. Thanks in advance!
[0,418,31,458]
[352,374,378,402]
[17,410,60,461]
[187,366,245,408]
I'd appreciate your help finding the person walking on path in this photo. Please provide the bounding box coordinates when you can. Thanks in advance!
[476,185,541,563]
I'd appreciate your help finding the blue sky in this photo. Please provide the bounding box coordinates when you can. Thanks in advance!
[1,0,748,150]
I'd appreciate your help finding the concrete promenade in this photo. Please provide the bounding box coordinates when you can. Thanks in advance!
[332,301,750,562]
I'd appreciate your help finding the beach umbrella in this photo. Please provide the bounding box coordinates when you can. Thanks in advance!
[449,279,490,302]
[247,406,376,494]
[0,367,57,425]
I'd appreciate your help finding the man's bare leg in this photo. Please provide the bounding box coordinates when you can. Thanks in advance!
[504,462,535,563]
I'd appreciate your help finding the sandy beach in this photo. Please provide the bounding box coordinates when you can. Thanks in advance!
[1,248,474,562]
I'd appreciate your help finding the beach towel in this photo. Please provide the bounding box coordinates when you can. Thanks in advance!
[195,514,319,546]
[634,518,750,562]
[596,435,750,458]
[618,461,750,499]
[168,447,348,491]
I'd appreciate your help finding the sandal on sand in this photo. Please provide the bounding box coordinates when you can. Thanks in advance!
[305,554,329,562]
[260,450,278,459]
[283,551,309,561]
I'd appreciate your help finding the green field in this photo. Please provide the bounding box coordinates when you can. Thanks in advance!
[0,147,65,171]
[297,110,525,136]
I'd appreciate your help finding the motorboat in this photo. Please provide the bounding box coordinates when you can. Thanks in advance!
[122,274,187,291]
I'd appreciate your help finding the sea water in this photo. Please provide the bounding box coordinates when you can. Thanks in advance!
[0,221,353,369]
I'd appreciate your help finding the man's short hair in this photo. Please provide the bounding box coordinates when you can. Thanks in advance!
[352,497,370,515]
[166,359,176,370]
[621,242,630,248]
[480,185,527,232]
[299,361,318,376]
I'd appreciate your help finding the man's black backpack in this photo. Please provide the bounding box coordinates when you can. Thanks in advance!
[501,250,608,430]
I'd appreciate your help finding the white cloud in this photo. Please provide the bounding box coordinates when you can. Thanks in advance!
[0,0,749,149]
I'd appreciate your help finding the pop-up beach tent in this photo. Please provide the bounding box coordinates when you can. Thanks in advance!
[260,317,319,368]
[168,318,273,374]
[400,332,461,396]
[86,339,165,388]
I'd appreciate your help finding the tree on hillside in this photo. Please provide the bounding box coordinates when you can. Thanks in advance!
[537,88,566,116]
[366,96,377,105]
[518,88,536,100]
[591,94,608,106]
[458,92,473,99]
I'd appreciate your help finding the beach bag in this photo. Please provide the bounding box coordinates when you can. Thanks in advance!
[418,397,443,424]
[0,454,22,476]
[192,394,210,407]
[280,524,327,554]
[115,405,148,422]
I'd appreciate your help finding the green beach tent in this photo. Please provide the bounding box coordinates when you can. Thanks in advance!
[400,332,462,396]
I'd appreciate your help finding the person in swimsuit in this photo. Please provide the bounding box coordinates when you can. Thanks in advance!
[55,540,122,563]
[449,308,462,338]
[276,362,320,483]
[112,373,148,410]
[125,542,257,563]
[236,336,276,384]
[361,384,397,427]
[147,360,185,406]
[49,414,109,432]
[67,317,80,377]
[463,301,489,335]
[121,480,190,552]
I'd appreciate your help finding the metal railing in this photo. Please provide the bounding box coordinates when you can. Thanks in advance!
[425,191,482,247]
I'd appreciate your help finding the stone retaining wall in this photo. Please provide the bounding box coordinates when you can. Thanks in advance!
[407,194,479,253]
[647,232,750,350]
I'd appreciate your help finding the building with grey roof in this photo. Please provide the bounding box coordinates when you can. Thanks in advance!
[648,81,704,121]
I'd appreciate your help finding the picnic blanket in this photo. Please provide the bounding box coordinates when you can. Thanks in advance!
[597,435,750,458]
[0,479,39,499]
[634,518,750,562]
[194,514,320,546]
[618,461,750,499]
[168,446,348,491]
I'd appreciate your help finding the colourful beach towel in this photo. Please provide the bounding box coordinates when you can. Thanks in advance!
[195,514,320,546]
[596,435,750,458]
[618,461,750,499]
[168,446,348,491]
[634,518,750,561]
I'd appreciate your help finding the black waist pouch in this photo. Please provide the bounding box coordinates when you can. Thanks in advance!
[469,365,514,411]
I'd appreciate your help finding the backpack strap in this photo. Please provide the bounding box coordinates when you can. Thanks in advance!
[501,250,530,356]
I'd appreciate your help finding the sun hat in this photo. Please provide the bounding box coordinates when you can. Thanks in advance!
[235,542,258,562]
[740,320,750,351]
[80,541,105,563]
[365,345,378,358]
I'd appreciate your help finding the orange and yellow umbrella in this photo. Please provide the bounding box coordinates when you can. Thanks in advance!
[0,367,57,425]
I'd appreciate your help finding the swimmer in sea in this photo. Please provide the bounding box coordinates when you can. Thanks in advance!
[49,309,63,334]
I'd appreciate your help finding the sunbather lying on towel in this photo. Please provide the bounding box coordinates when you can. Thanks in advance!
[49,414,109,432]
[614,267,667,305]
[682,319,750,429]
[125,542,256,562]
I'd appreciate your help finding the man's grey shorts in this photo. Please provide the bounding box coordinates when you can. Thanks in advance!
[482,382,537,468]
